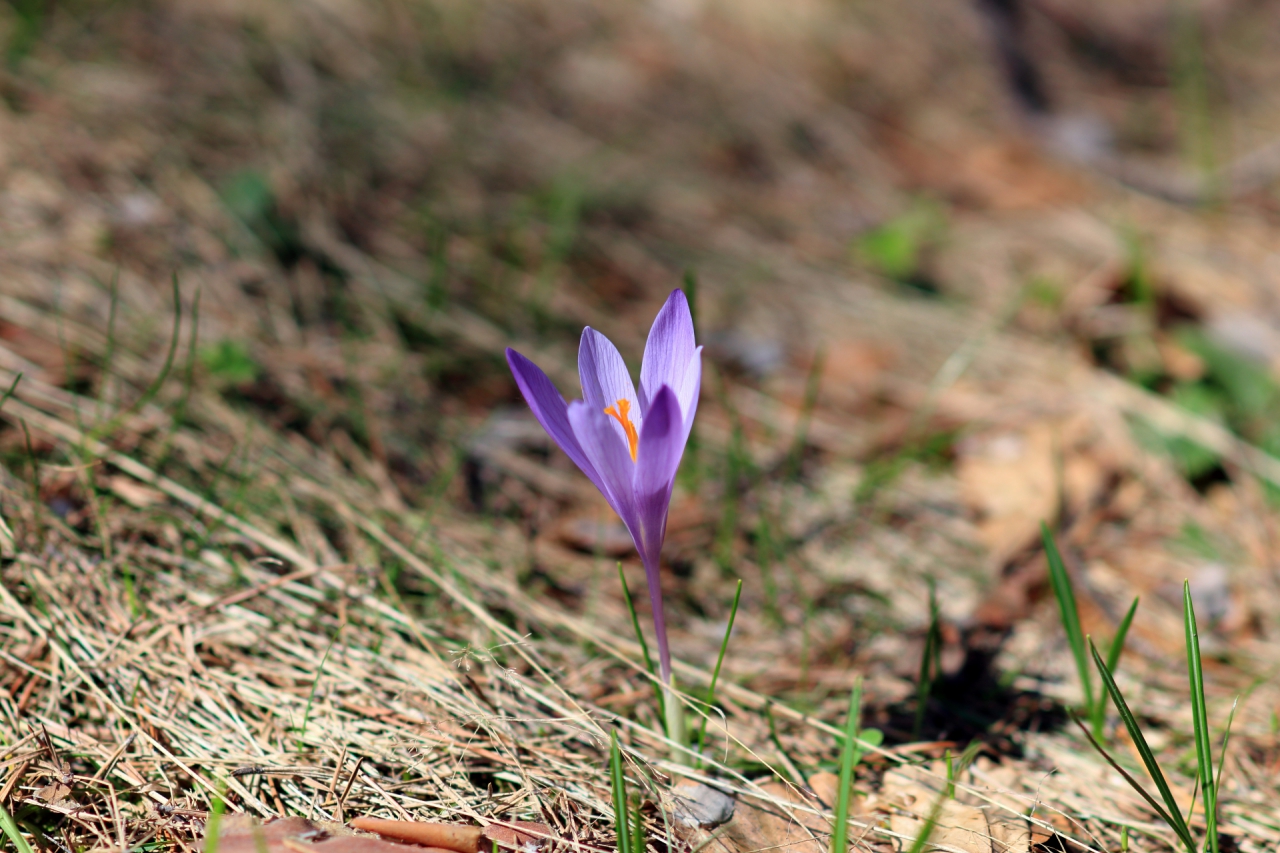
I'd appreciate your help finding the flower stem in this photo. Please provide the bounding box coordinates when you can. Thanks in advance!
[663,675,687,766]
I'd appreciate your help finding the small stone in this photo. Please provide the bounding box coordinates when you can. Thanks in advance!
[671,781,736,829]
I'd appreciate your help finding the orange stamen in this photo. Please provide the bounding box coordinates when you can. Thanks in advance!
[603,398,639,462]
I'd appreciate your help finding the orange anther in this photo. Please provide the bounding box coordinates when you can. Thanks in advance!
[603,398,639,461]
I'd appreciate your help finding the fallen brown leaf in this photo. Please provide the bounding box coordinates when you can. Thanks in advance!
[692,782,827,853]
[881,766,1030,853]
[348,819,482,853]
[482,821,555,852]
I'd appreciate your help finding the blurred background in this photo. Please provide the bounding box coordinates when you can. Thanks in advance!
[4,0,1280,767]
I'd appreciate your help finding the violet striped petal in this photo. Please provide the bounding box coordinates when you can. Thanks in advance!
[639,290,697,416]
[579,327,642,450]
[567,399,644,557]
[633,384,683,561]
[505,348,607,498]
[677,348,702,445]
[634,385,683,500]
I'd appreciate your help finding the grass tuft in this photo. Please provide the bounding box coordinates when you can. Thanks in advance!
[1079,583,1234,853]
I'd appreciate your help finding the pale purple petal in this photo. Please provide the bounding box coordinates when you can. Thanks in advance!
[567,400,644,556]
[579,327,642,449]
[506,348,610,497]
[678,347,702,444]
[634,386,683,518]
[633,386,684,686]
[639,290,697,416]
[633,386,681,566]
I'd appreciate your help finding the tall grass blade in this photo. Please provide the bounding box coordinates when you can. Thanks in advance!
[159,286,202,464]
[87,274,185,443]
[1070,713,1194,853]
[97,269,120,421]
[695,579,743,766]
[1043,524,1094,713]
[609,731,631,853]
[1091,596,1140,735]
[204,780,228,853]
[786,346,824,481]
[912,579,940,739]
[1183,582,1217,853]
[1213,698,1238,812]
[754,513,782,626]
[1106,597,1140,675]
[683,269,698,329]
[0,801,34,853]
[1089,640,1196,853]
[830,678,863,853]
[679,269,700,489]
[763,703,803,785]
[904,788,946,853]
[629,799,646,853]
[0,373,22,413]
[618,563,664,726]
[297,634,337,748]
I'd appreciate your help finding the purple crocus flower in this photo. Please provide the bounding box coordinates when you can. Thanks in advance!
[506,289,701,685]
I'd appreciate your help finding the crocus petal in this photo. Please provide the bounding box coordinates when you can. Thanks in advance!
[567,400,644,556]
[633,384,683,561]
[579,327,642,447]
[635,385,683,502]
[506,348,608,498]
[678,347,702,443]
[639,290,697,416]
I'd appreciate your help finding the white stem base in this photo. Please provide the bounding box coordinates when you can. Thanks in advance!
[664,676,688,765]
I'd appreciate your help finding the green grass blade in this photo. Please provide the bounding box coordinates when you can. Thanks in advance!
[158,285,202,464]
[1090,640,1197,853]
[1183,582,1216,853]
[1070,713,1193,853]
[98,268,120,420]
[695,579,743,767]
[1213,698,1238,808]
[830,678,864,853]
[0,373,22,414]
[1106,597,1140,675]
[610,731,631,853]
[904,788,946,853]
[618,563,664,725]
[683,269,698,329]
[1092,596,1140,735]
[763,703,803,785]
[754,513,782,627]
[913,579,941,739]
[1043,524,1094,713]
[0,801,35,853]
[204,780,228,853]
[88,273,184,444]
[630,800,646,853]
[297,634,337,749]
[786,346,825,481]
